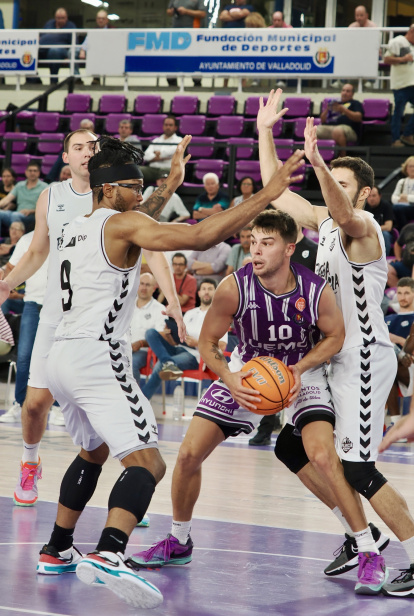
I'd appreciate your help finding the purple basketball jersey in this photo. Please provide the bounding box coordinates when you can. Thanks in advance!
[233,262,326,365]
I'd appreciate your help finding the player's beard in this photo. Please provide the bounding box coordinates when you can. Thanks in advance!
[114,190,128,212]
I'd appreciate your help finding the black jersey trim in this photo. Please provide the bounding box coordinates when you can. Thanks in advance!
[68,182,92,197]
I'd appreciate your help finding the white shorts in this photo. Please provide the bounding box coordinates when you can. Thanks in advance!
[28,320,57,389]
[46,338,159,460]
[328,344,397,463]
[194,363,333,437]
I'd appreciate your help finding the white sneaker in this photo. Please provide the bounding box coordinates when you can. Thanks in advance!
[0,401,22,423]
[49,406,65,426]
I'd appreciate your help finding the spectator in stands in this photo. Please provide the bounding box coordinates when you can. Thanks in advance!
[38,8,79,84]
[384,278,414,428]
[229,176,256,209]
[166,0,206,87]
[225,226,252,276]
[349,5,377,28]
[384,23,414,148]
[317,83,363,154]
[192,173,230,220]
[158,252,197,314]
[130,273,167,383]
[220,0,254,28]
[142,279,227,400]
[78,9,114,85]
[245,12,266,28]
[387,221,414,287]
[142,172,189,222]
[0,163,47,235]
[392,155,414,229]
[0,221,25,265]
[0,168,16,199]
[187,241,231,285]
[268,11,292,28]
[140,116,182,184]
[118,120,141,150]
[59,165,72,181]
[365,185,394,255]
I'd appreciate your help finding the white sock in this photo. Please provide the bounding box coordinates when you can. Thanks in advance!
[332,506,354,537]
[171,520,191,545]
[401,536,414,566]
[22,441,40,465]
[354,527,379,554]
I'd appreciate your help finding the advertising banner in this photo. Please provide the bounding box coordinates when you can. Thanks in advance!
[0,30,38,74]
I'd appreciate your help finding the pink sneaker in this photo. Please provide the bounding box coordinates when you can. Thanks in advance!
[355,552,388,595]
[14,459,42,506]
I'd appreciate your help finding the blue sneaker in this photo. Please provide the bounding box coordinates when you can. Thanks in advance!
[127,533,193,569]
[76,551,163,609]
[37,544,83,575]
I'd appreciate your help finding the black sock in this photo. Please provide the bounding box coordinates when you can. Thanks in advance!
[96,527,129,555]
[49,523,75,552]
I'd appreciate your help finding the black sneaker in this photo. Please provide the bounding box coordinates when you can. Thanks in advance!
[382,565,414,597]
[248,433,271,446]
[324,523,390,576]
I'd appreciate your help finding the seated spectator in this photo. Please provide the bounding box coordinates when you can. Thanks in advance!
[158,252,197,314]
[229,176,257,208]
[0,163,47,235]
[392,156,414,229]
[192,173,230,220]
[0,167,16,199]
[59,165,72,182]
[140,116,182,184]
[225,226,252,275]
[365,185,394,255]
[0,221,25,266]
[130,273,167,384]
[187,241,231,284]
[38,8,79,84]
[142,279,227,400]
[220,0,254,27]
[387,221,414,287]
[118,120,141,150]
[142,172,189,222]
[317,83,363,154]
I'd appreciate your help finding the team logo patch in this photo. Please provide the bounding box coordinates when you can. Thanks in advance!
[301,250,309,259]
[315,48,331,67]
[210,389,235,404]
[293,313,304,324]
[144,313,151,320]
[342,437,353,453]
[295,297,306,312]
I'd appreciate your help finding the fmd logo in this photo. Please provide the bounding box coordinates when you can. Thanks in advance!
[128,32,192,51]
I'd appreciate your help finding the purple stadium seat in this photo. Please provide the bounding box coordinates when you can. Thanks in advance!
[2,132,28,153]
[134,95,163,116]
[37,133,65,155]
[317,139,336,163]
[207,95,236,116]
[187,137,215,159]
[293,117,321,140]
[104,113,132,135]
[235,160,261,183]
[41,154,59,177]
[179,115,206,136]
[34,112,60,133]
[244,97,268,117]
[140,114,168,138]
[216,115,245,139]
[11,154,31,176]
[362,99,391,124]
[226,138,255,160]
[69,113,97,132]
[98,94,127,114]
[64,93,92,114]
[183,159,227,187]
[283,97,312,120]
[171,95,199,115]
[274,138,294,161]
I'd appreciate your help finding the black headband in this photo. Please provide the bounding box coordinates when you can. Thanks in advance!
[89,163,143,188]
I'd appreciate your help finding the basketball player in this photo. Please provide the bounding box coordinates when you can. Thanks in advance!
[0,129,186,508]
[127,210,386,592]
[33,139,305,606]
[257,89,414,597]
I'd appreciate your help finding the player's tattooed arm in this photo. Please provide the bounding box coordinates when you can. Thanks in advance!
[139,183,172,221]
[210,342,228,366]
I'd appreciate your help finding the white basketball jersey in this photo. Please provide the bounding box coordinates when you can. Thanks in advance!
[40,179,93,326]
[315,215,392,352]
[54,209,142,342]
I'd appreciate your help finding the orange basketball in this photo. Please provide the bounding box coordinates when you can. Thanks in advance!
[241,356,294,415]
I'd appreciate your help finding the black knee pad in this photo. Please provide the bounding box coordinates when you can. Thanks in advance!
[108,466,156,523]
[342,460,387,500]
[275,424,310,474]
[59,455,102,512]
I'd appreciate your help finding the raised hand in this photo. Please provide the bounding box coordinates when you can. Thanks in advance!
[169,134,192,186]
[257,89,288,131]
[304,117,324,168]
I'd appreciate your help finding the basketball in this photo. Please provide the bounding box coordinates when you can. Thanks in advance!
[241,356,294,415]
